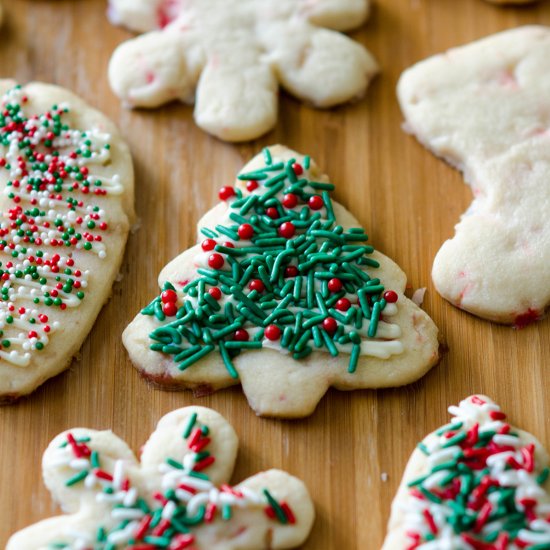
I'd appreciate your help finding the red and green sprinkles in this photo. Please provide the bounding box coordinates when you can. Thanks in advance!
[402,396,550,549]
[49,412,295,549]
[0,85,119,366]
[142,148,400,376]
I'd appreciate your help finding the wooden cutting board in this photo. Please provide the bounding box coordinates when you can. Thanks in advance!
[0,0,549,547]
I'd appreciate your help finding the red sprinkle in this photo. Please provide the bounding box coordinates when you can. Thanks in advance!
[323,317,337,334]
[328,278,343,293]
[161,289,177,303]
[336,298,351,312]
[249,279,265,292]
[308,195,323,210]
[423,509,438,535]
[218,186,235,201]
[169,534,195,550]
[284,266,298,278]
[280,501,296,524]
[266,207,279,219]
[201,238,216,252]
[205,502,217,523]
[208,287,222,300]
[162,302,178,317]
[383,290,398,303]
[265,324,281,341]
[193,455,215,472]
[208,253,224,270]
[292,163,303,175]
[234,329,250,342]
[246,180,259,192]
[278,222,296,239]
[282,193,298,209]
[238,223,254,240]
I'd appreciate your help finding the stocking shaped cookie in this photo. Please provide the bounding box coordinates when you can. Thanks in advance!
[123,146,440,418]
[0,81,134,401]
[398,26,550,325]
[383,395,550,549]
[7,406,314,549]
[107,0,378,142]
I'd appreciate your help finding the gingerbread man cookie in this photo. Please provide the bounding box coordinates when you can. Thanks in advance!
[107,0,378,142]
[8,406,314,549]
[383,395,550,549]
[398,26,550,325]
[123,146,440,418]
[0,82,134,402]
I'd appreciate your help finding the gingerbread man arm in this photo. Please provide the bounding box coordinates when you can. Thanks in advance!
[398,26,550,324]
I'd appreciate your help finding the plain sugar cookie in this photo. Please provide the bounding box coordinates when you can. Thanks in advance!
[0,81,134,402]
[7,406,315,549]
[107,0,378,142]
[123,146,440,418]
[398,26,550,326]
[382,395,550,549]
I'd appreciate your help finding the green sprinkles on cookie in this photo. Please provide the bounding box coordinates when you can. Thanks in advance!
[142,147,402,376]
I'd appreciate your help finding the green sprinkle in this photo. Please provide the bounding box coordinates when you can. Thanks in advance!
[65,470,88,486]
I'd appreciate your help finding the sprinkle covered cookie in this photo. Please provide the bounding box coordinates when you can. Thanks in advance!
[7,406,314,549]
[398,26,550,325]
[107,0,378,142]
[123,146,440,418]
[382,395,550,549]
[0,81,134,401]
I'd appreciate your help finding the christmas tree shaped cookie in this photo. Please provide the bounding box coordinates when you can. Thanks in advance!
[123,146,440,418]
[0,81,134,402]
[107,0,378,141]
[8,406,314,549]
[383,395,550,549]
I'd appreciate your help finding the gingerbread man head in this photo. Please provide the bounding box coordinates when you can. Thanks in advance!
[108,0,378,141]
[8,406,314,549]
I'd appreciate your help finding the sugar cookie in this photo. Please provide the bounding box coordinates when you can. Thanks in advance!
[383,395,550,549]
[7,406,314,549]
[398,26,550,325]
[123,146,440,418]
[0,82,134,401]
[108,0,378,142]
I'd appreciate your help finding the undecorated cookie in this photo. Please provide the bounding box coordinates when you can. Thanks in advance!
[398,26,550,325]
[382,395,550,549]
[0,82,134,402]
[107,0,378,142]
[123,146,440,418]
[7,406,314,549]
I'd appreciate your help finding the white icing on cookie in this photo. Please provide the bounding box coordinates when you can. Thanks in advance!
[7,406,315,550]
[382,395,550,550]
[0,81,134,400]
[123,146,440,418]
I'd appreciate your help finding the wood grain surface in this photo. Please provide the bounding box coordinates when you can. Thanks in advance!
[0,1,549,548]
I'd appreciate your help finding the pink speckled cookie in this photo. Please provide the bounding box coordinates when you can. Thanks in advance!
[398,26,550,326]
